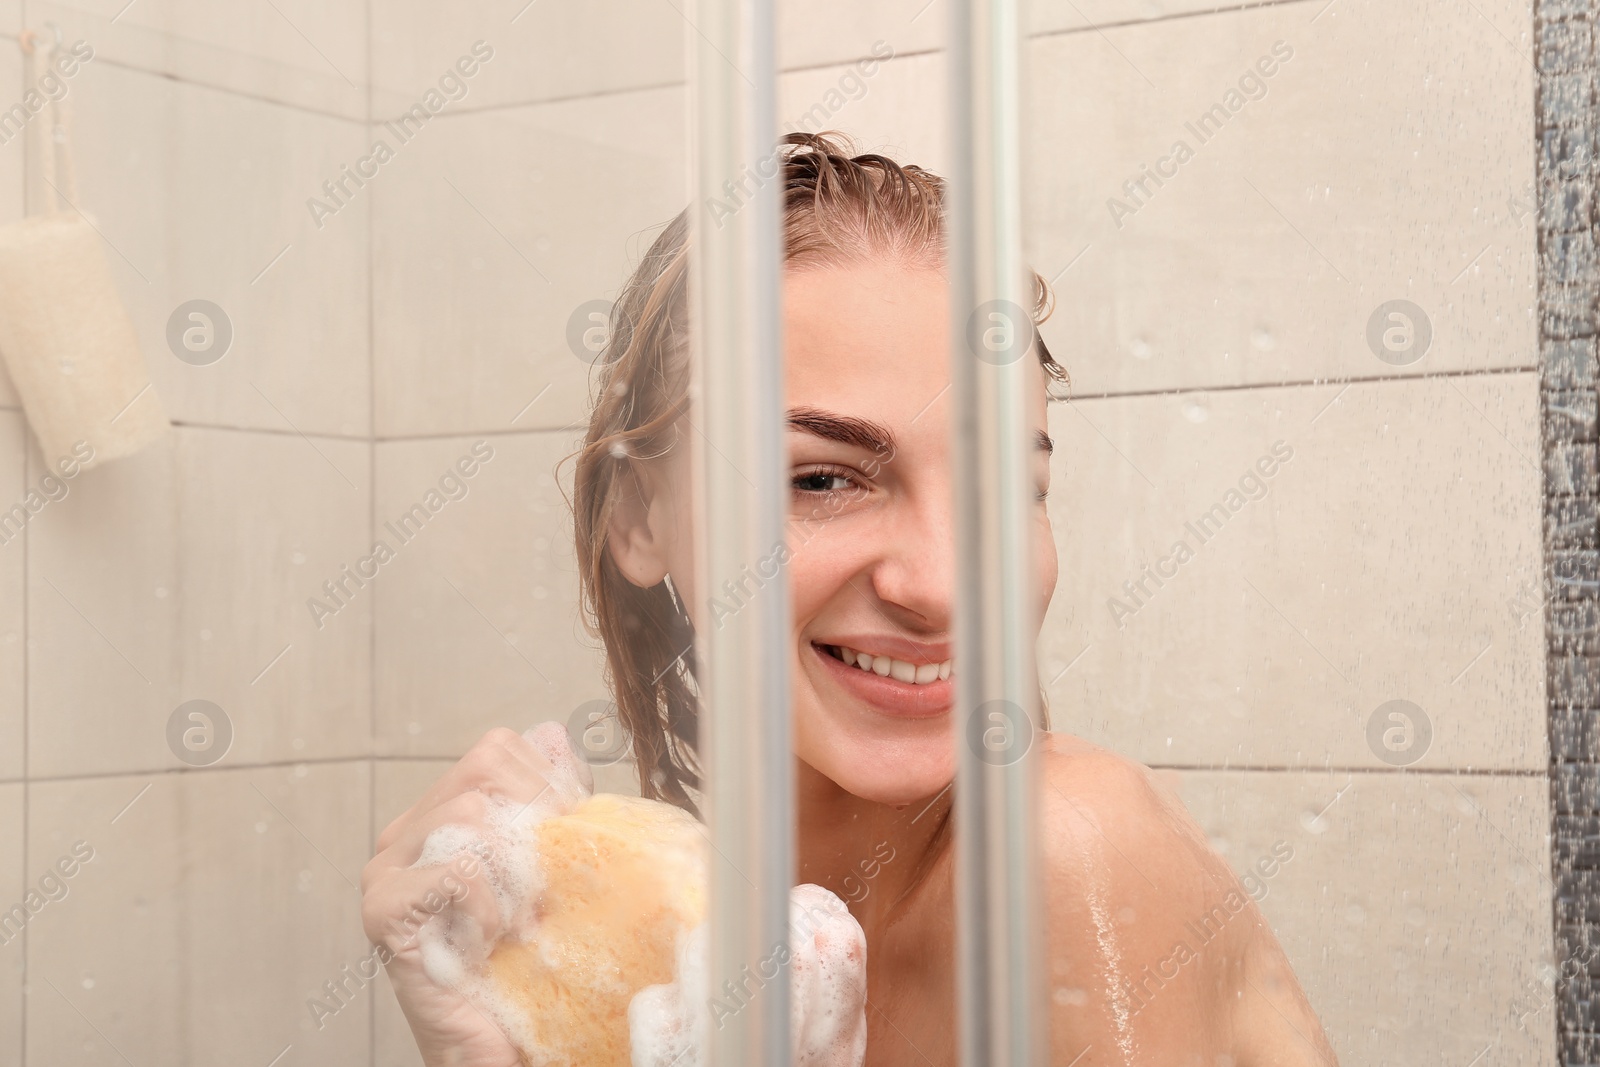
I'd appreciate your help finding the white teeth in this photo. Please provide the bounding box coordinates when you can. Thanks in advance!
[830,646,952,685]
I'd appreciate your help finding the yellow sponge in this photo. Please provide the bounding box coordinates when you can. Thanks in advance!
[487,793,707,1067]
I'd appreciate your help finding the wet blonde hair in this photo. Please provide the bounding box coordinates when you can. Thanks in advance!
[571,132,1065,812]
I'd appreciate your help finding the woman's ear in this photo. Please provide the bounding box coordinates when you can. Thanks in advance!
[606,462,671,589]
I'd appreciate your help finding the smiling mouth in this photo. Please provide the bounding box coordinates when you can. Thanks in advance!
[819,643,952,685]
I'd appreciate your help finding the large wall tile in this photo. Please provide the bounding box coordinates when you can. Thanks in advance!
[778,48,945,171]
[177,428,370,766]
[371,0,683,117]
[1025,0,1536,396]
[29,426,369,777]
[0,783,21,1067]
[373,433,607,757]
[0,413,21,781]
[27,432,177,779]
[1042,373,1544,771]
[25,763,371,1066]
[65,61,369,436]
[776,0,940,74]
[373,86,684,437]
[1175,768,1553,1064]
[28,0,366,118]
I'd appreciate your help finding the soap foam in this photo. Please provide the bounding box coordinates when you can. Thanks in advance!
[787,884,869,1067]
[627,922,708,1067]
[626,884,868,1067]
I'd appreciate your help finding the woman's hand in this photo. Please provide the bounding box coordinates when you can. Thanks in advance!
[360,724,592,1067]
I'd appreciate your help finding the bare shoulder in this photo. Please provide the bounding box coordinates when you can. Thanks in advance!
[1035,732,1223,909]
[1034,734,1337,1066]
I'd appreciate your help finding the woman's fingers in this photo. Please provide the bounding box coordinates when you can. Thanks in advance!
[377,727,555,853]
[367,790,501,878]
[362,852,506,963]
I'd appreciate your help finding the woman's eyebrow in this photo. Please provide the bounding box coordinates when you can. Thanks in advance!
[1037,429,1054,454]
[786,406,897,456]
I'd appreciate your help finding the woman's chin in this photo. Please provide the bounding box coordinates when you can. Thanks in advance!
[813,740,953,809]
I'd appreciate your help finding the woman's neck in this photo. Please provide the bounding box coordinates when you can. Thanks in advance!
[793,758,953,929]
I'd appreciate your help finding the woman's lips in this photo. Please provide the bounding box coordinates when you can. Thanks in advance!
[811,642,954,719]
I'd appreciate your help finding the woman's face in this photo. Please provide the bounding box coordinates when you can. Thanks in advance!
[622,258,1058,806]
[779,260,1057,805]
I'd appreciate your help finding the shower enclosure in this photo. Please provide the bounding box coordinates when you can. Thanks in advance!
[0,0,1564,1063]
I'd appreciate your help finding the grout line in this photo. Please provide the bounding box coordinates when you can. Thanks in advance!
[1,753,1544,788]
[167,419,369,443]
[174,372,1545,446]
[404,1,1322,116]
[411,75,691,119]
[1027,0,1321,43]
[373,422,587,443]
[1145,763,1547,777]
[165,420,583,444]
[1059,364,1542,405]
[18,754,376,785]
[57,52,367,125]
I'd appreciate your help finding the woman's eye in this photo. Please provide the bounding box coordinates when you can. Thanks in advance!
[793,470,855,494]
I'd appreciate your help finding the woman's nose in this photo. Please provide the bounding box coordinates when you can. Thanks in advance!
[866,494,955,632]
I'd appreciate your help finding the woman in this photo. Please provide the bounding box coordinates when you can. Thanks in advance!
[361,133,1337,1066]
